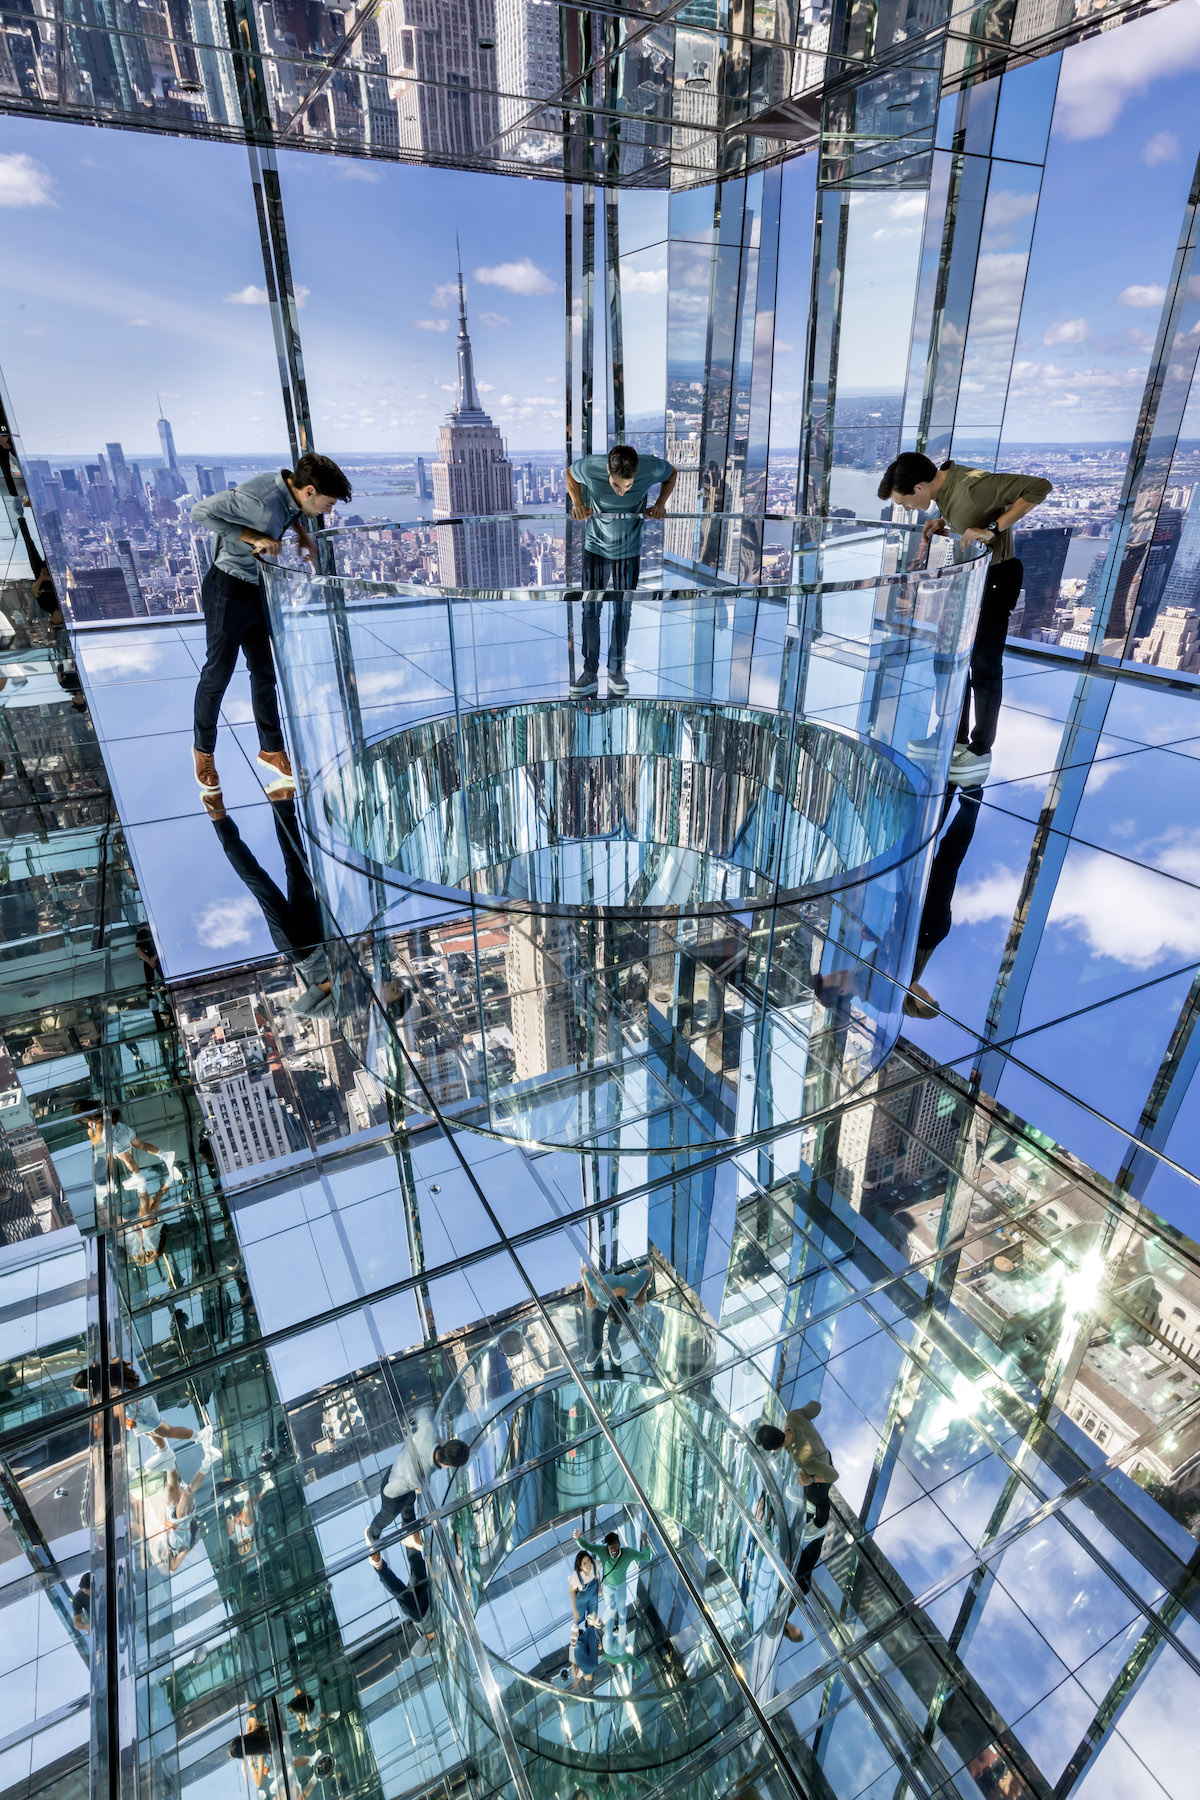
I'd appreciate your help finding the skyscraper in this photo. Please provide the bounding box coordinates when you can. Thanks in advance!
[1159,483,1200,617]
[156,402,188,500]
[1012,525,1070,640]
[432,252,519,588]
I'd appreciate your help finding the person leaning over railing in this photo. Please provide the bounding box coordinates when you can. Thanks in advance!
[564,444,676,699]
[878,452,1051,789]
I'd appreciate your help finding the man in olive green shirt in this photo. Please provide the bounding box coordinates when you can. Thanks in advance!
[878,453,1052,786]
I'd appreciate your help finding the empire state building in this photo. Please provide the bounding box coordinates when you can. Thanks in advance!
[433,258,520,588]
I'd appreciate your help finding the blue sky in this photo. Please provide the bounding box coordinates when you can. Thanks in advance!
[2,3,1200,458]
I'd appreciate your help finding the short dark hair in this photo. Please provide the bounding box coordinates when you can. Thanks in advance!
[877,452,938,502]
[604,1530,621,1552]
[755,1423,786,1452]
[289,453,352,504]
[607,445,639,480]
[436,1437,469,1468]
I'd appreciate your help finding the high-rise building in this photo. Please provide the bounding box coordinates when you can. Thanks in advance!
[66,564,134,621]
[1013,525,1070,639]
[433,255,519,587]
[1158,482,1200,617]
[156,404,188,500]
[1131,506,1184,641]
[1131,605,1200,673]
[416,455,430,500]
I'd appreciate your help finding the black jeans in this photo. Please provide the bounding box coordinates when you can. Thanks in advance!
[913,787,983,980]
[580,550,639,673]
[193,564,285,755]
[211,800,323,960]
[795,1480,831,1589]
[375,1549,431,1625]
[957,558,1023,755]
[367,1471,417,1543]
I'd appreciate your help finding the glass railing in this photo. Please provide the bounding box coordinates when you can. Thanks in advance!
[263,513,988,1151]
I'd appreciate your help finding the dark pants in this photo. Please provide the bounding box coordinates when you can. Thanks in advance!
[375,1549,431,1625]
[212,800,322,960]
[588,1303,624,1361]
[913,787,983,980]
[193,563,285,755]
[957,558,1022,755]
[794,1481,831,1591]
[367,1471,417,1543]
[581,551,639,673]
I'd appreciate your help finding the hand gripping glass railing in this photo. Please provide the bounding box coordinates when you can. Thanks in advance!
[262,514,987,1152]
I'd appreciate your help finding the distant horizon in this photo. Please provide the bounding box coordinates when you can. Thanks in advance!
[25,437,1200,463]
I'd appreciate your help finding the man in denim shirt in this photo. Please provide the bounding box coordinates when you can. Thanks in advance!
[191,453,351,799]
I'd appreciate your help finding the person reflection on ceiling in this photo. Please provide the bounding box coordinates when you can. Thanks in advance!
[904,782,984,1020]
[202,792,334,1021]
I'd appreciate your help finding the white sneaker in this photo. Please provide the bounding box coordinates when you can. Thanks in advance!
[905,733,941,767]
[198,1422,222,1465]
[949,745,991,787]
[141,1445,176,1473]
[570,671,599,699]
[122,1172,150,1193]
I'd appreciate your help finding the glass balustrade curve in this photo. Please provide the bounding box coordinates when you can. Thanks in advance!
[264,514,986,1152]
[423,1298,796,1776]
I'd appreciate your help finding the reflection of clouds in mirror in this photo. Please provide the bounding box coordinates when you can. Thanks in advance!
[1053,1,1200,142]
[959,842,1200,968]
[194,896,260,951]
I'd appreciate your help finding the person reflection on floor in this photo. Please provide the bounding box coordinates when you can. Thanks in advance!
[573,1523,651,1656]
[74,1102,179,1202]
[904,785,983,1020]
[203,793,335,1021]
[756,1401,840,1640]
[126,1175,174,1267]
[369,1542,436,1645]
[228,1714,333,1797]
[365,1411,468,1547]
[580,1261,653,1376]
[568,1545,603,1687]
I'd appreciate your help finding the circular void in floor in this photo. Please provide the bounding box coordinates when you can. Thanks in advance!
[429,1372,790,1772]
[322,698,920,915]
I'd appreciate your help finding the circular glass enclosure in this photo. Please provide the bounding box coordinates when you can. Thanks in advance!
[264,515,987,1153]
[426,1305,792,1773]
[323,698,920,912]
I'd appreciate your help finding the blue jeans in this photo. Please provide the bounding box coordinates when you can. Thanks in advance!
[580,551,638,673]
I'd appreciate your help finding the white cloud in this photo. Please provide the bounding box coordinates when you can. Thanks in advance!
[775,340,795,353]
[1043,317,1091,347]
[332,162,382,183]
[1054,3,1200,141]
[1143,129,1180,165]
[0,152,54,208]
[888,193,926,220]
[431,281,460,309]
[477,310,508,329]
[225,283,309,306]
[1047,843,1200,968]
[1117,284,1167,309]
[621,266,669,294]
[473,256,557,296]
[194,897,259,950]
[477,381,495,393]
[125,317,152,328]
[955,865,1026,928]
[413,318,450,332]
[986,190,1038,232]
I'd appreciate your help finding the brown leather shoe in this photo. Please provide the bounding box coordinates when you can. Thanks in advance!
[256,749,297,796]
[783,1622,804,1643]
[193,749,221,793]
[201,792,227,822]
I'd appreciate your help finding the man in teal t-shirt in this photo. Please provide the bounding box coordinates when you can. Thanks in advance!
[573,1522,652,1652]
[565,445,676,698]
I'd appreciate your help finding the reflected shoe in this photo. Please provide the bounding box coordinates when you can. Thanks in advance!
[949,745,991,788]
[903,983,938,1020]
[905,733,941,768]
[313,1756,334,1779]
[141,1446,177,1473]
[607,666,629,697]
[122,1171,150,1193]
[257,749,297,796]
[197,1422,222,1466]
[570,670,599,699]
[401,1531,423,1552]
[783,1622,804,1643]
[193,748,221,794]
[202,791,227,823]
